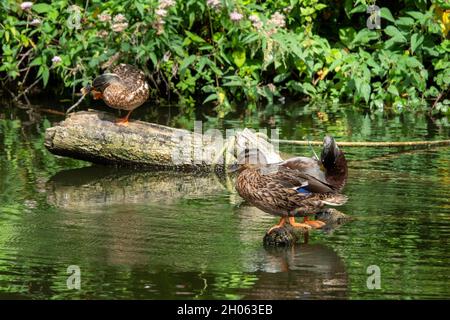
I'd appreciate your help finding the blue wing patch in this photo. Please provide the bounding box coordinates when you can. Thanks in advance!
[295,186,311,194]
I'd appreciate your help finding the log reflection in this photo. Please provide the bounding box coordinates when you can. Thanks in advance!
[46,165,226,209]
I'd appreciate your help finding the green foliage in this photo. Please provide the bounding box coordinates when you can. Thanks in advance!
[0,0,448,116]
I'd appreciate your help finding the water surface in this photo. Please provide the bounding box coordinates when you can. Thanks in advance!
[0,101,449,299]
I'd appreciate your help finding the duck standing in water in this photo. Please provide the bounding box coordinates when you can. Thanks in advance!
[232,136,348,234]
[77,63,149,125]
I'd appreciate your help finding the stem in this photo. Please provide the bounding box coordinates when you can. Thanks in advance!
[13,77,41,102]
[271,139,450,148]
[207,7,220,88]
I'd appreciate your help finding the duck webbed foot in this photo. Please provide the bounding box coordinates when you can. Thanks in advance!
[115,110,133,126]
[266,217,287,234]
[303,216,326,229]
[288,217,312,230]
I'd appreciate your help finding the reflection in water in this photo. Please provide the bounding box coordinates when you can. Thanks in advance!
[1,102,449,299]
[46,166,227,210]
[242,244,348,299]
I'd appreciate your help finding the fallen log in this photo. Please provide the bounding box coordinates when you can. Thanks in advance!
[44,110,282,170]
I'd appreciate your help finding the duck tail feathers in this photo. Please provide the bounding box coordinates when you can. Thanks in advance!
[322,194,348,206]
[92,73,120,91]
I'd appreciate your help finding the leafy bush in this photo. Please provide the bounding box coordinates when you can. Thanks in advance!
[0,0,449,116]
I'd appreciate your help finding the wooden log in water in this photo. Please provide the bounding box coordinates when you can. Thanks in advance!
[44,110,282,170]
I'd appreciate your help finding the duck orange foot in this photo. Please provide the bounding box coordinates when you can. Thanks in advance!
[303,216,326,229]
[288,217,312,230]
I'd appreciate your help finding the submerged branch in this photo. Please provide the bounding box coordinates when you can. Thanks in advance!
[273,139,450,148]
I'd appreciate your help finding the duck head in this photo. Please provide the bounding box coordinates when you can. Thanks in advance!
[320,136,348,191]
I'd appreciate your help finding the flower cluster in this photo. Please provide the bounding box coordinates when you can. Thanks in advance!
[20,2,33,10]
[206,0,221,11]
[96,12,128,33]
[268,12,286,28]
[98,12,112,23]
[30,18,41,26]
[51,56,62,64]
[111,14,128,32]
[154,0,176,35]
[229,11,243,22]
[249,14,262,29]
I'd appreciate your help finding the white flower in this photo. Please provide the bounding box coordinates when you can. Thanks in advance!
[207,0,221,11]
[20,2,33,10]
[111,22,128,32]
[249,15,259,23]
[229,11,243,22]
[52,56,62,64]
[113,14,126,23]
[267,83,276,92]
[249,14,263,29]
[159,0,175,9]
[97,30,109,38]
[98,12,111,22]
[155,9,167,17]
[30,18,41,26]
[269,12,286,28]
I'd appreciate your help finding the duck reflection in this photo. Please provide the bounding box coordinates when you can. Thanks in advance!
[242,244,348,299]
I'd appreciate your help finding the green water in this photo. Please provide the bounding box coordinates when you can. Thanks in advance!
[0,101,449,299]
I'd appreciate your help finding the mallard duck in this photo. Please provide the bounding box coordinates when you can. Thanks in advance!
[80,63,149,125]
[232,136,348,234]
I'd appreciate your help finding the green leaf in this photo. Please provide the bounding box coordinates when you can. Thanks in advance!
[42,67,50,87]
[396,17,415,27]
[352,29,379,46]
[406,11,424,21]
[384,26,407,42]
[149,52,157,67]
[380,7,395,23]
[273,73,290,83]
[339,27,356,47]
[32,3,52,13]
[387,85,399,96]
[179,55,196,73]
[410,33,424,54]
[361,82,371,103]
[29,57,42,67]
[241,33,259,45]
[203,93,218,104]
[349,4,366,15]
[405,57,422,68]
[185,31,205,43]
[135,1,144,17]
[232,49,246,68]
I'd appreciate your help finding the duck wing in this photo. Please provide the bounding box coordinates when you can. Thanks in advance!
[274,157,338,193]
[111,64,147,92]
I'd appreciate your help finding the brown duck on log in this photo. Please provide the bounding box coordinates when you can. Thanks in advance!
[231,136,348,234]
[69,63,149,125]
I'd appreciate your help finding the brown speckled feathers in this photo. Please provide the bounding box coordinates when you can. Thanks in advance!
[234,137,348,218]
[92,63,149,111]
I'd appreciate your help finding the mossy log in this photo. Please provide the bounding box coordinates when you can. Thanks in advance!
[44,110,281,170]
